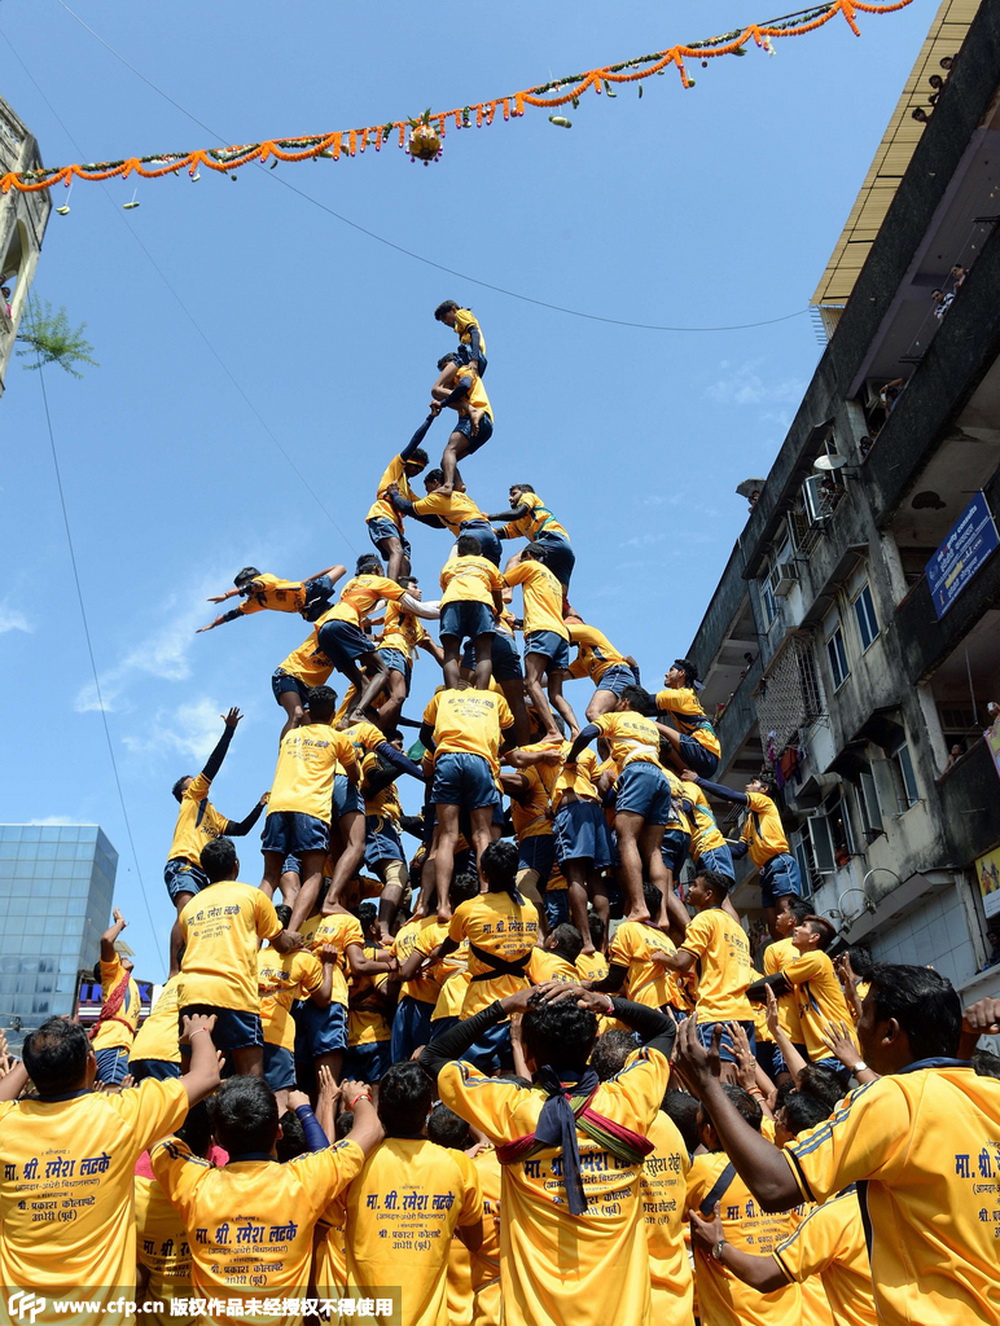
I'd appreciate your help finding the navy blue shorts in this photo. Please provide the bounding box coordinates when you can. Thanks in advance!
[524,629,570,672]
[94,1046,130,1085]
[263,1043,297,1092]
[364,815,404,867]
[344,1040,392,1085]
[180,1005,263,1053]
[462,1020,512,1074]
[458,521,502,566]
[660,828,691,875]
[129,1058,182,1082]
[334,773,364,818]
[262,810,330,856]
[454,345,488,377]
[281,854,301,877]
[164,857,207,904]
[554,799,613,868]
[454,411,494,455]
[294,1000,348,1057]
[677,734,720,779]
[390,995,434,1063]
[615,762,672,824]
[272,670,311,705]
[594,664,639,698]
[760,852,803,907]
[377,647,412,691]
[542,888,570,930]
[463,632,522,681]
[317,620,375,671]
[533,534,575,588]
[518,833,555,885]
[695,1019,756,1065]
[440,600,495,642]
[366,517,411,558]
[695,843,736,883]
[431,752,499,811]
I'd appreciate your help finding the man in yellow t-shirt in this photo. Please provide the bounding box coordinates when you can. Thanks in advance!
[783,915,854,1080]
[343,903,395,1085]
[563,615,639,719]
[389,468,502,563]
[260,684,361,933]
[674,967,1000,1326]
[90,906,142,1085]
[593,882,695,1018]
[420,982,677,1326]
[504,546,580,743]
[178,836,300,1076]
[486,484,576,589]
[428,351,494,491]
[439,535,506,689]
[366,421,432,581]
[654,658,721,777]
[685,1087,802,1326]
[196,563,345,634]
[340,1062,484,1326]
[257,934,330,1109]
[434,299,487,376]
[375,575,444,730]
[129,975,183,1082]
[420,685,514,919]
[0,1010,220,1319]
[659,868,754,1078]
[153,1074,382,1326]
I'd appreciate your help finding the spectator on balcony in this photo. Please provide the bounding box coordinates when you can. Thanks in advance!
[950,264,967,288]
[1,286,11,319]
[931,288,954,320]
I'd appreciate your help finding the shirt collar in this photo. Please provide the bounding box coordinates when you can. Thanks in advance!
[898,1057,972,1073]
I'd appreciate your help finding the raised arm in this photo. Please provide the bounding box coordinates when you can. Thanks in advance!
[399,414,435,463]
[485,503,530,525]
[566,723,600,764]
[201,708,243,783]
[690,775,748,807]
[226,793,269,837]
[303,564,347,587]
[100,907,128,963]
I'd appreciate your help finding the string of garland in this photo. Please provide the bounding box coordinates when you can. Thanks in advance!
[0,0,915,193]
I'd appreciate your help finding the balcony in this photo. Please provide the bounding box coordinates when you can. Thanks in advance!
[936,736,1000,866]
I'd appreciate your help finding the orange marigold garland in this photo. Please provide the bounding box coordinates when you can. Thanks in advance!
[0,0,916,195]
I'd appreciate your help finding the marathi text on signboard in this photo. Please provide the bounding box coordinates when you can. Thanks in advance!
[926,491,1000,618]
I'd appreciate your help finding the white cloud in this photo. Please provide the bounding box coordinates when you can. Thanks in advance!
[123,697,229,763]
[0,602,31,634]
[619,532,666,550]
[707,359,804,408]
[27,815,96,826]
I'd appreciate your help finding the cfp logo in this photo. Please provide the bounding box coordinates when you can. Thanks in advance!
[7,1293,46,1323]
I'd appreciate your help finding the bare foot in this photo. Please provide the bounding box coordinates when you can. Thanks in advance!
[625,905,651,924]
[436,903,453,924]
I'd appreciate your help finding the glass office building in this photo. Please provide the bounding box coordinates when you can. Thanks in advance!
[0,825,118,1051]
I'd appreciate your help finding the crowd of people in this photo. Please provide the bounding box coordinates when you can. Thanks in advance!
[2,300,1000,1326]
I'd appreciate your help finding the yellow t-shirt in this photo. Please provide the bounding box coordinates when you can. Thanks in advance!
[567,622,628,685]
[134,1171,194,1325]
[454,307,486,359]
[347,950,393,1048]
[342,1138,483,1326]
[275,625,334,689]
[527,947,578,984]
[266,722,357,825]
[130,975,182,1066]
[449,892,539,1016]
[470,1145,502,1325]
[367,453,419,528]
[431,967,473,1023]
[412,489,488,537]
[453,361,492,416]
[340,718,390,765]
[773,1186,876,1326]
[322,574,406,629]
[423,687,514,776]
[784,1068,1000,1326]
[0,1079,188,1301]
[177,881,282,1013]
[361,749,404,822]
[378,599,428,662]
[680,908,754,1024]
[236,574,310,616]
[654,686,721,758]
[393,916,448,1006]
[551,741,603,806]
[684,781,727,855]
[440,554,504,608]
[503,559,567,637]
[641,1110,693,1324]
[167,772,230,866]
[257,947,325,1050]
[741,790,790,867]
[438,1048,669,1326]
[784,949,855,1061]
[91,954,141,1052]
[609,920,696,1013]
[152,1138,365,1326]
[763,937,804,1045]
[662,768,693,835]
[510,764,553,842]
[591,711,664,770]
[687,1150,801,1326]
[499,491,568,543]
[300,912,364,1009]
[576,950,609,983]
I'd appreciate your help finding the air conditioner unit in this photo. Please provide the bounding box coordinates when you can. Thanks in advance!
[769,560,799,597]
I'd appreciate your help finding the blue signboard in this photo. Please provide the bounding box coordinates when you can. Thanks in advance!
[926,491,1000,618]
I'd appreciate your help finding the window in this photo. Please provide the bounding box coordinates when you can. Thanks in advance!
[853,583,879,651]
[857,767,883,841]
[892,743,920,810]
[759,568,778,628]
[826,626,850,689]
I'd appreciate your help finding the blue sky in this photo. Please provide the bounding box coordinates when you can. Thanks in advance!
[0,0,931,981]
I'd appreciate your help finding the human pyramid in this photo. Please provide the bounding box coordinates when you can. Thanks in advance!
[4,301,1000,1326]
